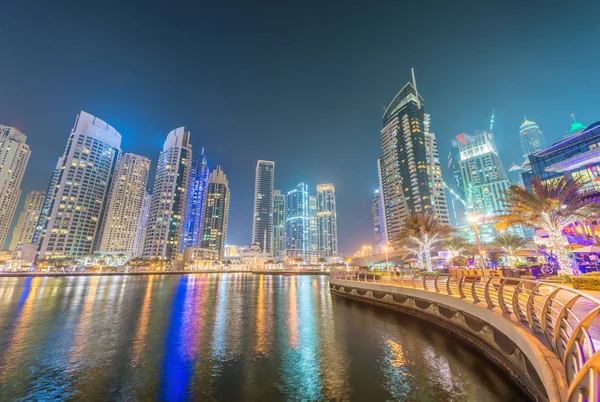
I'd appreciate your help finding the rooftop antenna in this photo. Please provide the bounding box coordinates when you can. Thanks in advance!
[489,109,495,132]
[571,113,577,123]
[201,146,205,154]
[411,67,421,109]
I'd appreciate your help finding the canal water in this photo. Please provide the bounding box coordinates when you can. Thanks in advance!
[0,274,529,401]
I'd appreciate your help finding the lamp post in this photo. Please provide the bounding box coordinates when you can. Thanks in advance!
[383,245,390,274]
[468,215,487,274]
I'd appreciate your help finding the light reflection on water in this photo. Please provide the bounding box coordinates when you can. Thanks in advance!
[0,274,529,401]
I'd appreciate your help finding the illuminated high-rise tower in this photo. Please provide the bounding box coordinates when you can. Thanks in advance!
[285,183,310,256]
[0,126,31,248]
[143,127,192,259]
[252,160,275,253]
[96,153,150,257]
[9,190,45,250]
[181,149,209,252]
[378,70,449,246]
[519,117,546,158]
[271,189,285,260]
[316,184,338,256]
[37,111,121,258]
[200,166,230,259]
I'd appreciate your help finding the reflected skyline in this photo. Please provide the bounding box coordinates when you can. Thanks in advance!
[0,274,528,401]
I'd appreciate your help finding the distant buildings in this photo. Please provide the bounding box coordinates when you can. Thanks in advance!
[135,190,151,257]
[252,160,275,253]
[0,126,31,248]
[143,127,192,259]
[200,166,230,259]
[316,184,338,256]
[9,190,44,250]
[272,189,285,260]
[378,70,449,247]
[181,149,209,252]
[96,153,150,257]
[519,118,546,159]
[37,111,121,259]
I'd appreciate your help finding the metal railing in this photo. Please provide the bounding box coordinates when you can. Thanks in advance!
[330,270,600,401]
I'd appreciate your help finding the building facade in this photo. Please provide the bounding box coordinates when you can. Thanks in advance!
[200,166,230,259]
[523,121,600,193]
[135,190,151,257]
[251,160,275,253]
[316,184,338,257]
[452,131,510,215]
[96,153,150,257]
[519,118,546,159]
[271,189,285,261]
[9,190,45,250]
[0,126,31,248]
[181,150,209,252]
[309,195,319,252]
[37,111,121,259]
[285,183,310,256]
[143,127,192,259]
[378,71,449,246]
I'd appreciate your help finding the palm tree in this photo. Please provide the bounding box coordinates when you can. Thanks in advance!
[396,214,454,271]
[442,237,470,255]
[495,233,526,267]
[496,176,600,274]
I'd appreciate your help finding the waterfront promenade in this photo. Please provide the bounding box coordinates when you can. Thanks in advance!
[329,270,600,402]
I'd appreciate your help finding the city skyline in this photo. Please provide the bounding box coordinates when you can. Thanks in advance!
[2,2,599,254]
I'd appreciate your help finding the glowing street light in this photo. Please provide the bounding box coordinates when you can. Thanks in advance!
[468,215,487,274]
[383,245,391,274]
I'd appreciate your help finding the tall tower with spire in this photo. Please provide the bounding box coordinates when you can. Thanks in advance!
[378,69,449,246]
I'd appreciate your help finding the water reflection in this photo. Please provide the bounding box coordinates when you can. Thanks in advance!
[0,274,529,401]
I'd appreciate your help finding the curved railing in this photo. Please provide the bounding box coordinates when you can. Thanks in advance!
[330,270,600,401]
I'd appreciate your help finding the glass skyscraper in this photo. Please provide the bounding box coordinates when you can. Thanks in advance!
[252,160,275,253]
[9,190,44,250]
[200,166,230,260]
[519,118,546,159]
[378,70,449,246]
[285,183,309,256]
[143,127,192,260]
[181,149,209,252]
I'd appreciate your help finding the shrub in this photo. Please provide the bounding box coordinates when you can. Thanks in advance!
[572,276,600,291]
[583,272,600,277]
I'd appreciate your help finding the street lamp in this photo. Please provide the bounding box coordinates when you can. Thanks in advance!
[468,215,487,274]
[383,245,391,274]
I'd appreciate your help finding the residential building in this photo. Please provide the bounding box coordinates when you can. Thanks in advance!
[96,153,150,258]
[378,70,449,246]
[143,127,192,260]
[135,190,151,257]
[200,166,230,259]
[0,126,31,248]
[9,190,45,250]
[372,189,386,252]
[271,189,285,260]
[285,183,309,256]
[316,184,338,256]
[181,149,209,251]
[309,195,319,251]
[32,158,63,246]
[519,118,546,159]
[252,160,275,253]
[37,111,121,259]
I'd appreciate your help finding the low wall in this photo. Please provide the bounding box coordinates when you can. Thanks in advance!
[329,278,567,402]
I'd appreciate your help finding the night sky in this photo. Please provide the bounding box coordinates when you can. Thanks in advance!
[1,1,599,253]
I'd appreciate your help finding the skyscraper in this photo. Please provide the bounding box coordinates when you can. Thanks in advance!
[181,149,209,252]
[135,190,151,257]
[200,166,230,260]
[378,70,449,245]
[271,189,285,260]
[32,158,63,247]
[519,118,546,158]
[96,153,150,257]
[309,195,318,252]
[252,160,275,253]
[9,190,45,250]
[0,126,31,248]
[143,127,192,260]
[453,131,510,215]
[316,184,338,257]
[285,182,310,256]
[37,111,121,259]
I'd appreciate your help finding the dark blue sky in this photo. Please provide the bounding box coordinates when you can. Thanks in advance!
[1,0,599,254]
